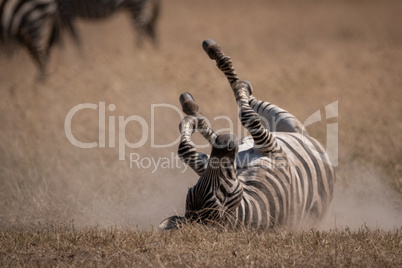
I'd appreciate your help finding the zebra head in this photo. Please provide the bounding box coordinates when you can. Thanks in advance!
[185,133,244,225]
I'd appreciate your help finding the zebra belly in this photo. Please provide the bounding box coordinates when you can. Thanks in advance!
[236,136,266,169]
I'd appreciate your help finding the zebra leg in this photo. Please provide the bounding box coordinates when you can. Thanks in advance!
[202,39,304,134]
[128,0,160,47]
[47,16,62,51]
[178,115,209,176]
[20,30,49,78]
[144,0,161,46]
[57,0,81,45]
[159,215,186,230]
[125,0,147,47]
[129,8,145,47]
[16,1,58,78]
[180,92,217,145]
[178,92,221,175]
[234,81,283,155]
[202,39,283,155]
[65,19,81,45]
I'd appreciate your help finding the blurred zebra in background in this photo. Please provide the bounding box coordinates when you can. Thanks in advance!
[160,40,336,230]
[0,0,60,76]
[57,0,161,47]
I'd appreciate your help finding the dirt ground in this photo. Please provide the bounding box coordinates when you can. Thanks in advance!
[0,0,401,230]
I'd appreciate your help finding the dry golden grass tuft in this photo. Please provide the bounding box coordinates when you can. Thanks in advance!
[1,224,401,267]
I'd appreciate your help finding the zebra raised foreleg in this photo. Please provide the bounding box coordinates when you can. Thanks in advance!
[159,93,214,230]
[180,92,218,146]
[203,39,283,157]
[160,92,243,230]
[178,92,219,177]
[202,39,305,134]
[180,93,243,226]
[202,39,335,227]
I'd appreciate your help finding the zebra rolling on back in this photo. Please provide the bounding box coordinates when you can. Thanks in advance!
[160,39,336,230]
[57,0,160,47]
[0,0,60,76]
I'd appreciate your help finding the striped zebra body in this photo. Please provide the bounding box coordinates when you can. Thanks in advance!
[233,132,334,229]
[57,0,160,46]
[159,40,336,230]
[183,114,335,230]
[0,0,59,75]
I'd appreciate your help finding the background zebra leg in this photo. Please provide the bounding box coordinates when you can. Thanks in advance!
[22,17,59,79]
[248,96,305,134]
[47,18,62,51]
[129,0,160,47]
[129,7,145,47]
[56,0,81,46]
[65,19,81,46]
[21,35,48,79]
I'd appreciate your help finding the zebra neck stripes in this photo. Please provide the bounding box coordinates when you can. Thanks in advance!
[185,136,244,225]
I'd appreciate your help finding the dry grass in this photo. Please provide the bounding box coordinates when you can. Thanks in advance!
[1,224,401,267]
[0,0,401,266]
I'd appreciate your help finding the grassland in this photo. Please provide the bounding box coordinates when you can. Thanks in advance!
[1,224,401,267]
[0,0,401,266]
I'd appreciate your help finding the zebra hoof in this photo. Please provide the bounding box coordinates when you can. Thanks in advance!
[202,39,222,59]
[180,92,199,116]
[159,215,186,230]
[179,92,195,104]
[202,39,216,53]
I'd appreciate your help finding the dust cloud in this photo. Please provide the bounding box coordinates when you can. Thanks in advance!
[320,166,402,231]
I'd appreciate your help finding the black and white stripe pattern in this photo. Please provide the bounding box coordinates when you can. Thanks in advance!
[0,0,59,75]
[160,40,336,230]
[57,0,160,46]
